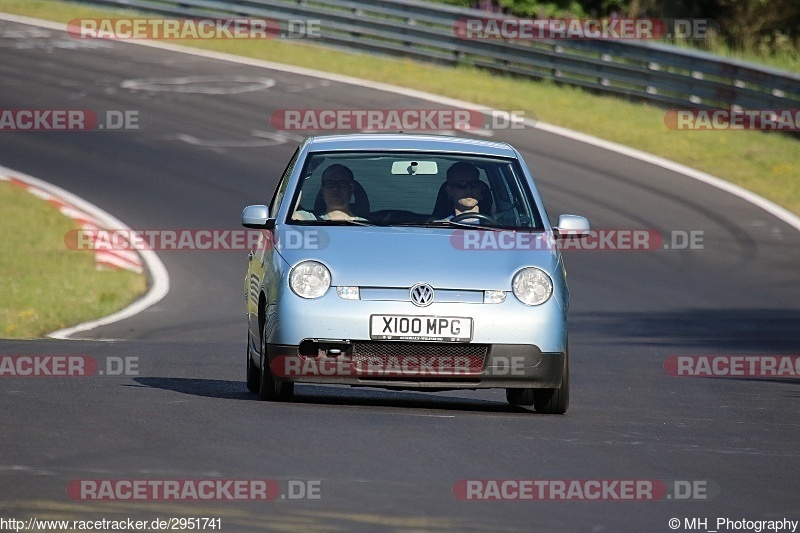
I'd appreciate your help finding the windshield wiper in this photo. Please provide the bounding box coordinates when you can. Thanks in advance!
[289,219,376,227]
[387,220,507,231]
[318,219,376,226]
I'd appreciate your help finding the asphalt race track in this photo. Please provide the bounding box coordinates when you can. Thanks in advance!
[1,17,799,532]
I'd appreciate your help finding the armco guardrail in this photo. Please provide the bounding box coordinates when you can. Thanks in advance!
[71,0,800,110]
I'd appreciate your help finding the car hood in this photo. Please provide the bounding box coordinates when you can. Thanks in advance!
[275,225,561,289]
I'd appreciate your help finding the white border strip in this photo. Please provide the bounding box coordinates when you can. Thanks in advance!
[3,12,796,233]
[0,165,170,340]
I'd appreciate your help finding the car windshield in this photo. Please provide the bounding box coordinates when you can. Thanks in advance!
[285,151,544,230]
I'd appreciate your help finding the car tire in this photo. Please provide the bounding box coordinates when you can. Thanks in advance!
[246,335,260,394]
[258,323,294,402]
[533,349,569,414]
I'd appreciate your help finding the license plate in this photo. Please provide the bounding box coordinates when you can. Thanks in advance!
[370,315,473,342]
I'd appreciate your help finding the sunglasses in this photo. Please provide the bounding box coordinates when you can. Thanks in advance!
[452,180,482,190]
[322,180,353,190]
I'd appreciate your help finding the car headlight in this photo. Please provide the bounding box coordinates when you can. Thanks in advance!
[512,267,553,306]
[289,261,331,299]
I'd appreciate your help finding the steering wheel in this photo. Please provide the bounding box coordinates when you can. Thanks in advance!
[451,212,499,225]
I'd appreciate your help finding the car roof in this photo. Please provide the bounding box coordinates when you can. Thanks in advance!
[304,134,518,158]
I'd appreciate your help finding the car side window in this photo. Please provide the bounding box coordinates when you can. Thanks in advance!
[269,147,300,217]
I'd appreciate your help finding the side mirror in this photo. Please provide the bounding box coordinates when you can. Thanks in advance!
[241,205,274,229]
[554,214,590,238]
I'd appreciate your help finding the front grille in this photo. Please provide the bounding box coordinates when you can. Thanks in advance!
[352,341,487,375]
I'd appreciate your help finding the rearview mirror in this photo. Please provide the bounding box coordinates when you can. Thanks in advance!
[391,161,438,175]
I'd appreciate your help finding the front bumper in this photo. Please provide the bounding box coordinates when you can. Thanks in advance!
[265,341,565,389]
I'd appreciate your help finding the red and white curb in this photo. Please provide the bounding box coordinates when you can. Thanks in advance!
[0,165,169,339]
[1,175,143,273]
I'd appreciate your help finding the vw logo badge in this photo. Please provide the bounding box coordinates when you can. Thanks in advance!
[409,283,434,307]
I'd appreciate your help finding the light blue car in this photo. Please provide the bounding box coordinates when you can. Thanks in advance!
[242,134,589,413]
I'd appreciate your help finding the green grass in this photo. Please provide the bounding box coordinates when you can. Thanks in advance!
[0,181,147,338]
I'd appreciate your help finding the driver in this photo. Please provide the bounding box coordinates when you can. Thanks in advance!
[439,161,484,224]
